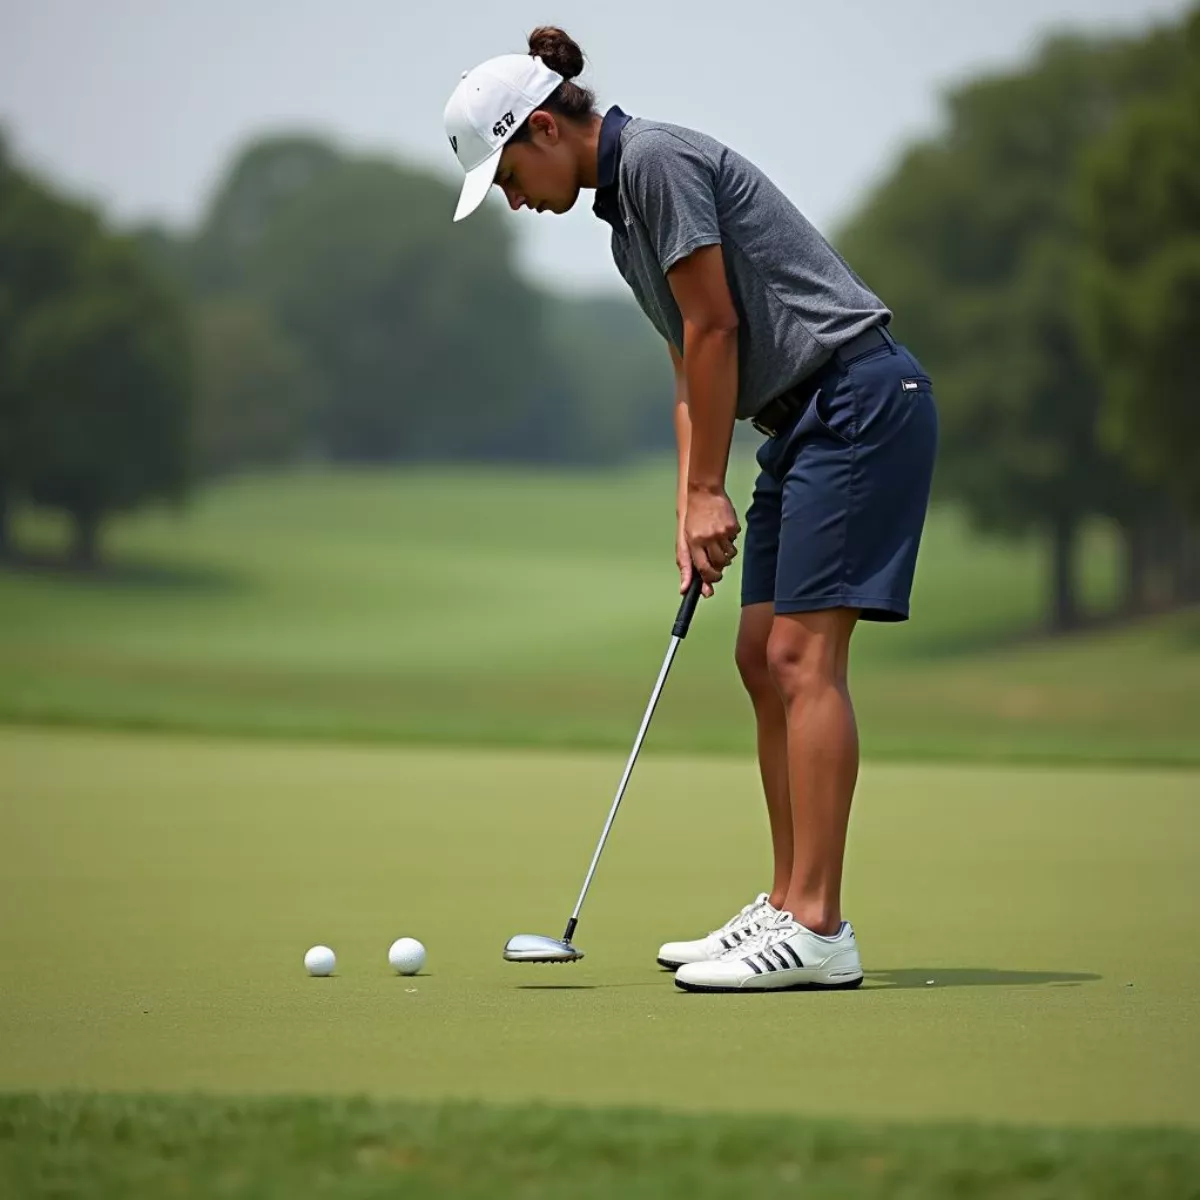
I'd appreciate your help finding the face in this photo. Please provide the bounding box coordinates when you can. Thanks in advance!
[494,112,581,216]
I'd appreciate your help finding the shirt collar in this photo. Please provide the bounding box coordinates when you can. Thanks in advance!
[592,105,632,230]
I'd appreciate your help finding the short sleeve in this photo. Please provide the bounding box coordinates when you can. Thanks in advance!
[623,130,722,273]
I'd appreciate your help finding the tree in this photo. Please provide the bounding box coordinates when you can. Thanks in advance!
[544,294,674,465]
[0,148,99,559]
[192,297,321,476]
[838,21,1193,629]
[1078,8,1200,512]
[6,234,192,565]
[247,156,550,462]
[146,131,676,471]
[188,135,344,297]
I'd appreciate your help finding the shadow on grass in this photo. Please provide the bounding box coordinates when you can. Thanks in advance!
[0,551,243,593]
[867,967,1101,989]
[516,981,665,990]
[517,985,599,991]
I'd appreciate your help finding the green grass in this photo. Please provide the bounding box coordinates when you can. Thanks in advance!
[5,470,1197,1196]
[4,1094,1198,1200]
[4,727,1198,1196]
[2,464,1197,764]
[2,727,1196,1127]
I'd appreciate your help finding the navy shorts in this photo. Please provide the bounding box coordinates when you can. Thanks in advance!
[741,336,938,622]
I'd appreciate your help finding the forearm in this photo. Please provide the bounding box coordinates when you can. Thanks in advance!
[674,376,691,523]
[682,324,738,494]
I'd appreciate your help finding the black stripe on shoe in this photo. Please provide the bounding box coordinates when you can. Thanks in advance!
[770,948,791,971]
[721,936,732,951]
[779,943,805,969]
[745,956,763,975]
[756,953,777,973]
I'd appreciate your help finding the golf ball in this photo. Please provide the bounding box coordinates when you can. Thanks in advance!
[304,945,336,976]
[388,937,426,975]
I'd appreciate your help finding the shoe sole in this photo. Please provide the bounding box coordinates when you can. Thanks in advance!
[657,957,686,970]
[675,974,864,994]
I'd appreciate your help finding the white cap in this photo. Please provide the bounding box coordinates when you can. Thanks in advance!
[443,54,564,222]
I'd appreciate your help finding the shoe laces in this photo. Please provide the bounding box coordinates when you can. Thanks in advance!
[725,909,796,958]
[710,893,773,939]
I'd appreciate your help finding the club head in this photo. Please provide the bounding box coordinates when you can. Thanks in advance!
[503,933,584,964]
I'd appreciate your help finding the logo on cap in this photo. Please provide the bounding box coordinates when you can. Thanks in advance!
[491,112,516,139]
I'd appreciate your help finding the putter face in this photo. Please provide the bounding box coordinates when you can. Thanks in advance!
[503,934,584,963]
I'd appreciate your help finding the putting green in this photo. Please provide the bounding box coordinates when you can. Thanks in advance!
[1,727,1196,1127]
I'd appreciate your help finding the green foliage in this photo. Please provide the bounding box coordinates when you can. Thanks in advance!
[163,134,671,468]
[189,134,345,296]
[248,156,547,461]
[6,240,192,563]
[544,294,674,462]
[0,161,95,502]
[0,164,192,564]
[192,297,321,476]
[839,19,1196,626]
[1078,12,1200,513]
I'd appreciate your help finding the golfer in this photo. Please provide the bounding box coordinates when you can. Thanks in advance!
[444,27,937,992]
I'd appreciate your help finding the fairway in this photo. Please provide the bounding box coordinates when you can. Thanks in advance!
[2,727,1196,1128]
[4,466,1198,766]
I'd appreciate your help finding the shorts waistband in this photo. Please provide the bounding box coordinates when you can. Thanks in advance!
[751,325,894,438]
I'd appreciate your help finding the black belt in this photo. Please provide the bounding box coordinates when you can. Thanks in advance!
[751,325,893,438]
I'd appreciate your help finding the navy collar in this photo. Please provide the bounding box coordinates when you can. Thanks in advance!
[592,105,632,230]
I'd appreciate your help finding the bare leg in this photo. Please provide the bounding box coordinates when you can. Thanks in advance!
[735,602,793,909]
[766,608,860,935]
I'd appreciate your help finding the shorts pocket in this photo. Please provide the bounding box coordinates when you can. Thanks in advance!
[811,385,856,446]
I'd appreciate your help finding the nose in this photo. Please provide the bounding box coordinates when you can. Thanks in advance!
[506,188,527,212]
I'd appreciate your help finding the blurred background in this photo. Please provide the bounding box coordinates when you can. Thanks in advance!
[1,0,1197,765]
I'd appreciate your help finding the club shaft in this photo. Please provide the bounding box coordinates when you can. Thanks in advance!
[563,634,683,939]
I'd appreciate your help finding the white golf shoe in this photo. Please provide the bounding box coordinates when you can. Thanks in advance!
[656,893,778,970]
[674,909,864,993]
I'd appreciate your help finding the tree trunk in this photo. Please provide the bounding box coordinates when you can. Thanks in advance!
[1147,513,1184,610]
[1049,513,1081,633]
[1120,519,1150,617]
[1178,522,1200,603]
[70,507,101,569]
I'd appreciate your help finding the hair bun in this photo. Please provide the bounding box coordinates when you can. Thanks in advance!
[528,25,585,80]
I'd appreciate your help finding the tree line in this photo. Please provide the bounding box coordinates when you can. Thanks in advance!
[838,4,1200,628]
[0,132,672,563]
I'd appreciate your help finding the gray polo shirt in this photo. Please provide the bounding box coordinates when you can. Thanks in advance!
[593,108,890,420]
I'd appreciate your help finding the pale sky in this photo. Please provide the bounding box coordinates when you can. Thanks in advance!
[0,0,1189,291]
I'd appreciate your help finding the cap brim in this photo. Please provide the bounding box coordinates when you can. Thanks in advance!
[453,147,502,222]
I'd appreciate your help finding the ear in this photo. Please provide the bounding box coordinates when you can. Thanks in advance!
[527,110,560,144]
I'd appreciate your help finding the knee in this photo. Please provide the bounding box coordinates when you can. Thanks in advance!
[766,622,841,704]
[734,626,773,698]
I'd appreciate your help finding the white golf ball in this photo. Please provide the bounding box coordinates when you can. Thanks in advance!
[304,945,336,976]
[388,937,426,975]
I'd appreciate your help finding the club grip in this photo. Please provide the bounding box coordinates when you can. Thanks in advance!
[672,572,704,639]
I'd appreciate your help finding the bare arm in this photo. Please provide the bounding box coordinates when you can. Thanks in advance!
[666,244,741,585]
[669,344,712,597]
[670,343,690,522]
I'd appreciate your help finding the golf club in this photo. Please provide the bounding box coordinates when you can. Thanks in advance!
[503,572,705,964]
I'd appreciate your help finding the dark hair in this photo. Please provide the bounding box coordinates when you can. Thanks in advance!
[510,26,597,141]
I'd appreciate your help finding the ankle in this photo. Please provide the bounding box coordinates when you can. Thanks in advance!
[782,902,841,937]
